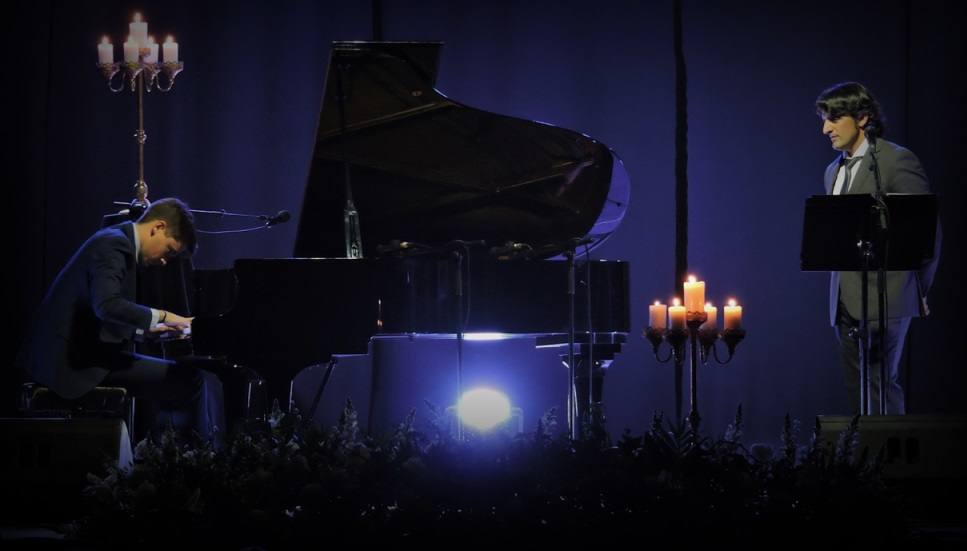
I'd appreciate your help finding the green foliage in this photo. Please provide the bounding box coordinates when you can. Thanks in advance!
[79,406,907,546]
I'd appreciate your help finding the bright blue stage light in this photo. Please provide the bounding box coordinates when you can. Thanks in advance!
[462,332,511,341]
[456,388,512,431]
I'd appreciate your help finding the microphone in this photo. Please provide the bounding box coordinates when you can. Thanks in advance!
[376,240,421,255]
[863,121,879,144]
[261,210,291,226]
[489,241,531,257]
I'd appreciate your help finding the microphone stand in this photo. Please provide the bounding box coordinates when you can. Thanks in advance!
[191,208,290,226]
[565,245,578,440]
[335,59,364,259]
[867,129,890,415]
[453,243,466,441]
[854,126,890,416]
[377,239,485,439]
[114,202,291,228]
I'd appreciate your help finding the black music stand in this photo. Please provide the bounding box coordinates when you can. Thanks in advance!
[801,193,937,415]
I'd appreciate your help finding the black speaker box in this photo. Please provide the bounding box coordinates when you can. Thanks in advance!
[818,414,967,479]
[0,417,132,487]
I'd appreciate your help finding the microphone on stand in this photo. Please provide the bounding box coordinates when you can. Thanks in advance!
[863,121,879,145]
[183,207,294,235]
[260,210,291,227]
[376,240,421,255]
[489,241,531,258]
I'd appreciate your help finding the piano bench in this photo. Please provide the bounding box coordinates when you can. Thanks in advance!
[18,383,136,436]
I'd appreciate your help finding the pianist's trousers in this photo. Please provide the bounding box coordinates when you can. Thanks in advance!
[101,351,210,441]
[835,305,910,415]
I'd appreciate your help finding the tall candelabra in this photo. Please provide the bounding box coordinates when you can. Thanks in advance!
[644,277,746,429]
[96,13,183,209]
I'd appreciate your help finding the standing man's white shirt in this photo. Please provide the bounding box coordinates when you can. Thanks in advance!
[832,137,869,195]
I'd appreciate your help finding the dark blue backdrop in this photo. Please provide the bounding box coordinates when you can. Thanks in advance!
[11,0,966,443]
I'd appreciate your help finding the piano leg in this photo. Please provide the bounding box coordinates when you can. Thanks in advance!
[563,356,612,437]
[255,377,295,417]
[308,359,338,421]
[219,366,260,436]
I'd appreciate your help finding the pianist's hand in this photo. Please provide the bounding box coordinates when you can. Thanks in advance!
[149,311,193,333]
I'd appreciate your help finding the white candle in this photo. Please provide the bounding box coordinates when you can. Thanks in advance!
[701,303,717,330]
[669,298,686,330]
[684,275,705,315]
[163,36,179,63]
[123,37,139,63]
[724,299,743,330]
[144,36,158,63]
[97,36,113,64]
[649,301,667,330]
[129,13,148,47]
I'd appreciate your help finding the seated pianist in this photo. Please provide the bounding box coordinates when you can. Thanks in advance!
[16,198,211,441]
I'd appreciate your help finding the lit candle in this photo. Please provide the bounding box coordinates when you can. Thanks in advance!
[129,13,148,47]
[649,300,667,330]
[684,275,705,315]
[144,36,158,63]
[669,298,686,330]
[701,303,717,330]
[97,36,113,64]
[163,35,179,63]
[724,299,742,330]
[123,36,139,63]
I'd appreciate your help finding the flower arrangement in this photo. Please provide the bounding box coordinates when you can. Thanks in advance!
[79,402,907,545]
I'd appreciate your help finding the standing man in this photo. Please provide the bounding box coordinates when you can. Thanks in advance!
[816,81,941,414]
[17,198,208,438]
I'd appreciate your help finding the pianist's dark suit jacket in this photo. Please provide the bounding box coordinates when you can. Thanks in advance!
[823,138,942,327]
[18,222,153,399]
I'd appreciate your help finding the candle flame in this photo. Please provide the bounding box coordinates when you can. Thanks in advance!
[148,35,155,44]
[133,13,142,23]
[653,300,661,306]
[728,299,737,307]
[687,275,696,283]
[165,35,175,43]
[672,298,681,306]
[705,302,713,308]
[101,36,110,44]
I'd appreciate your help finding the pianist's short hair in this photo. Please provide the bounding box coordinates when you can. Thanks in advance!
[815,81,888,137]
[138,197,197,255]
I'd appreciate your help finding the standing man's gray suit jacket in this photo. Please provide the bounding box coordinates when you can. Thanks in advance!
[18,222,154,399]
[823,138,942,326]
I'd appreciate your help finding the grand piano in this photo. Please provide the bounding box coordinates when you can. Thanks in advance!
[190,42,631,433]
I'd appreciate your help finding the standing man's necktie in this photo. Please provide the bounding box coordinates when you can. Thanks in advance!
[839,156,863,194]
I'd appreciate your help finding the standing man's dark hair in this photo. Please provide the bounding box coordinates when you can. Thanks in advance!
[138,197,197,255]
[815,81,888,137]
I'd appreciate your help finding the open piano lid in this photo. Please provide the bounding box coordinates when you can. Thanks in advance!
[294,41,630,258]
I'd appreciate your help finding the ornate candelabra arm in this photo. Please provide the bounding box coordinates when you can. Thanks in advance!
[98,62,126,93]
[710,340,733,364]
[713,328,746,364]
[698,328,719,364]
[644,327,675,363]
[155,61,184,92]
[123,62,145,92]
[141,63,160,92]
[666,327,689,365]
